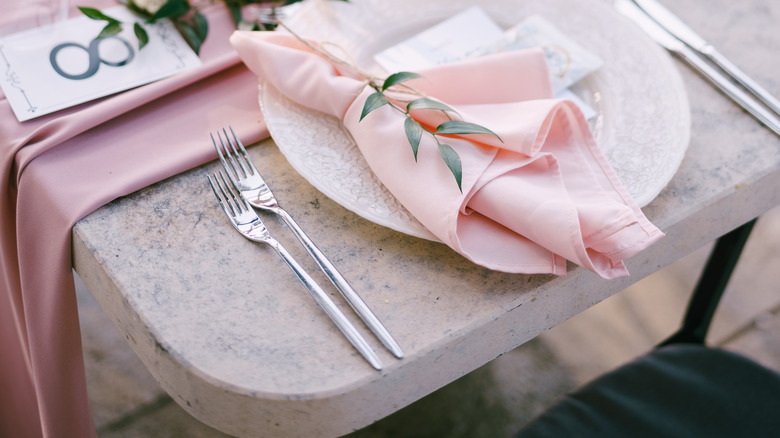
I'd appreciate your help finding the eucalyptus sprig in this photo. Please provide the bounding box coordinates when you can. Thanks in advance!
[78,0,335,54]
[79,1,207,52]
[360,72,502,192]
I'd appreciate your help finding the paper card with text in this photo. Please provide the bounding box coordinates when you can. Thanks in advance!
[473,15,604,95]
[374,6,503,73]
[373,7,601,119]
[0,7,201,122]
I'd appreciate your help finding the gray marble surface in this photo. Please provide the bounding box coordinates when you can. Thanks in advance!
[72,0,780,437]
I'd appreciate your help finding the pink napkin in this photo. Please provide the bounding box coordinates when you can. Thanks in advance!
[230,31,664,279]
[0,4,268,437]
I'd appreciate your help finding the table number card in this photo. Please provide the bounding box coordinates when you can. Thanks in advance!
[0,7,201,122]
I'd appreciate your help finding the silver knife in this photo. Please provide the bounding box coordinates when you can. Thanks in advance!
[615,0,780,137]
[633,0,780,118]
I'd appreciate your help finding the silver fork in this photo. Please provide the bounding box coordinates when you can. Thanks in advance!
[213,127,405,360]
[208,171,383,370]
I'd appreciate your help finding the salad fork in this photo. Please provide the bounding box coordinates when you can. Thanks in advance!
[208,171,383,370]
[212,126,405,360]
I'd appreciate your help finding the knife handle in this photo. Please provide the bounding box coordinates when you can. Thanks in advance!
[677,45,780,138]
[701,45,780,118]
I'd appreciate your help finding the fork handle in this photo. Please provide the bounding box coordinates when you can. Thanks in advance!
[270,238,384,371]
[274,207,405,359]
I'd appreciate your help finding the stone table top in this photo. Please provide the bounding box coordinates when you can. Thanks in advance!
[72,0,780,436]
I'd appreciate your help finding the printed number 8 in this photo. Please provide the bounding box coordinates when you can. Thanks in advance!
[50,36,135,80]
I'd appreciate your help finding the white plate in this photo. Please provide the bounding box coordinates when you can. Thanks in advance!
[260,0,690,241]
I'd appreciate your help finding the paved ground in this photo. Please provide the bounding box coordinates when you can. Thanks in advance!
[77,207,780,437]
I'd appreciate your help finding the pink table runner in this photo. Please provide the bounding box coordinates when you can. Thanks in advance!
[0,3,268,437]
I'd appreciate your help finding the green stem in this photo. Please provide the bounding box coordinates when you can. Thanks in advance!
[372,85,440,142]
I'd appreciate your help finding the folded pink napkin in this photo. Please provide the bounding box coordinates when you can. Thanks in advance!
[230,31,663,279]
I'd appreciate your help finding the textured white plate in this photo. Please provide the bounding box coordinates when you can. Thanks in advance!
[260,0,690,241]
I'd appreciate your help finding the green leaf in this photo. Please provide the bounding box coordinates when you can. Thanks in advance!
[227,3,242,25]
[437,143,463,191]
[360,92,389,121]
[125,2,153,18]
[134,23,149,49]
[148,0,190,22]
[78,7,120,23]
[382,72,422,92]
[435,120,502,142]
[177,22,203,54]
[404,116,423,161]
[97,21,123,39]
[193,11,208,39]
[407,97,458,115]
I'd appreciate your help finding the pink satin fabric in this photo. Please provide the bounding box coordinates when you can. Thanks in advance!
[230,31,664,279]
[1,4,268,437]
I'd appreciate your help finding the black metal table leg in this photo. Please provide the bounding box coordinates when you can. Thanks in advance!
[658,218,758,347]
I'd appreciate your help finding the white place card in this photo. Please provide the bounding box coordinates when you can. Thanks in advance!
[374,6,504,73]
[373,7,601,119]
[473,14,604,95]
[0,7,201,122]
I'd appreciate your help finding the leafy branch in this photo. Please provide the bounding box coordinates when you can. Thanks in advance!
[79,1,206,52]
[79,0,342,54]
[360,72,501,192]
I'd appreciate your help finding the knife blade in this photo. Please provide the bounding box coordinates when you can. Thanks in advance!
[632,0,780,117]
[615,0,780,138]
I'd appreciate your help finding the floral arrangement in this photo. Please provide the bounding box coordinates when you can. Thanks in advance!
[78,0,331,53]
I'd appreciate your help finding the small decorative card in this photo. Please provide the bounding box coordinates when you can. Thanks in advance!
[473,14,604,95]
[373,7,602,119]
[0,7,201,122]
[374,6,503,73]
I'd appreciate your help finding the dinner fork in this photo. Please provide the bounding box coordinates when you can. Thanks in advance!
[213,126,405,360]
[208,171,383,370]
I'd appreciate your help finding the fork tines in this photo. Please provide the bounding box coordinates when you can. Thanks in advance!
[212,127,256,184]
[208,170,246,218]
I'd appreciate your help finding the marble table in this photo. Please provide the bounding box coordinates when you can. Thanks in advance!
[72,0,780,436]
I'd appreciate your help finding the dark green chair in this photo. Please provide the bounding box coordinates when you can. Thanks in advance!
[514,220,780,438]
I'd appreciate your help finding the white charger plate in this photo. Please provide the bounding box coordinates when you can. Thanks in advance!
[260,0,690,241]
